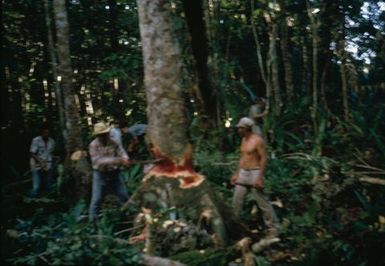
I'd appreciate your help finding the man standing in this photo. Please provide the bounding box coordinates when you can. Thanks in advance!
[109,119,124,147]
[89,122,131,221]
[30,126,56,197]
[248,97,267,135]
[231,117,279,237]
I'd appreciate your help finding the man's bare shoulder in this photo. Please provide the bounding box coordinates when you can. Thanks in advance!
[251,133,264,144]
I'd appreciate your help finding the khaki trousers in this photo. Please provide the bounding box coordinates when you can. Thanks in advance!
[232,169,279,230]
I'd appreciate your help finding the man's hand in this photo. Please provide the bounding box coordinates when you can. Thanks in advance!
[254,176,264,189]
[38,160,48,172]
[120,158,131,167]
[231,175,238,185]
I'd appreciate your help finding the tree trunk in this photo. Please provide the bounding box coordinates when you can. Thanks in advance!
[270,22,281,116]
[138,0,191,169]
[250,0,271,111]
[53,0,83,155]
[338,38,350,122]
[133,0,251,254]
[320,60,330,113]
[264,6,281,117]
[44,0,66,140]
[53,0,90,200]
[183,0,219,128]
[279,2,294,106]
[301,36,310,95]
[306,0,319,135]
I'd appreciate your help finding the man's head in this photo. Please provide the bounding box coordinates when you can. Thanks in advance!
[118,120,129,133]
[255,97,266,106]
[93,122,111,143]
[40,125,50,140]
[236,117,254,136]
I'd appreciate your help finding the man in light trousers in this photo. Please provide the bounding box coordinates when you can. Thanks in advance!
[231,117,279,237]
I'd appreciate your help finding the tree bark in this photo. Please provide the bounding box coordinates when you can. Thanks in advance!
[182,0,219,128]
[137,0,192,170]
[338,39,350,122]
[269,22,281,116]
[279,1,294,105]
[250,0,271,113]
[53,0,90,200]
[134,0,252,252]
[306,0,319,135]
[44,0,66,140]
[53,0,83,155]
[301,36,310,95]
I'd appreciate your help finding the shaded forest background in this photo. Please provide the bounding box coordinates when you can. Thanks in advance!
[1,0,385,265]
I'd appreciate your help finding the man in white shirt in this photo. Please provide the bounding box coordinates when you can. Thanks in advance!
[30,126,56,197]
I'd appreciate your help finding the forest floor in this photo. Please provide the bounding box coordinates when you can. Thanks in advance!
[1,115,385,265]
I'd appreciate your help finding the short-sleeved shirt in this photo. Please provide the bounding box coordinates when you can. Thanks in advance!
[128,124,147,137]
[89,138,129,172]
[110,127,123,147]
[249,103,265,123]
[30,136,55,170]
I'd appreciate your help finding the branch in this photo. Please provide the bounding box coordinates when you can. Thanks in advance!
[359,177,385,186]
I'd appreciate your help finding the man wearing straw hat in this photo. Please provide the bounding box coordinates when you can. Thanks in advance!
[89,121,131,221]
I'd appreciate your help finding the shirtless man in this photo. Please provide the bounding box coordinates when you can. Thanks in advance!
[231,117,279,237]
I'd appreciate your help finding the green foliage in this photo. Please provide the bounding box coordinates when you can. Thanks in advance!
[170,248,237,266]
[2,0,385,265]
[9,202,142,266]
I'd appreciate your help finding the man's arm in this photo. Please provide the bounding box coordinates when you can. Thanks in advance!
[255,137,267,188]
[89,142,126,169]
[116,142,131,167]
[231,168,240,185]
[253,111,267,118]
[30,138,48,171]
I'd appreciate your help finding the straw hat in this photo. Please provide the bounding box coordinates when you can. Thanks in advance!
[93,122,111,136]
[236,117,254,128]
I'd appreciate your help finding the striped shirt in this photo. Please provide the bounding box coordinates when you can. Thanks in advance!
[89,138,129,172]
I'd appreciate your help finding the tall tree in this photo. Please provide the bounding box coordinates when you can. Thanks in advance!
[44,0,66,140]
[265,0,282,116]
[183,0,220,128]
[250,0,271,114]
[53,0,91,199]
[130,0,254,254]
[53,0,83,156]
[278,0,294,105]
[306,0,321,135]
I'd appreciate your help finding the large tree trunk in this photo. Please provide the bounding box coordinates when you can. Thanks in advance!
[132,0,251,256]
[53,0,83,155]
[138,0,192,170]
[53,0,90,199]
[44,0,66,141]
